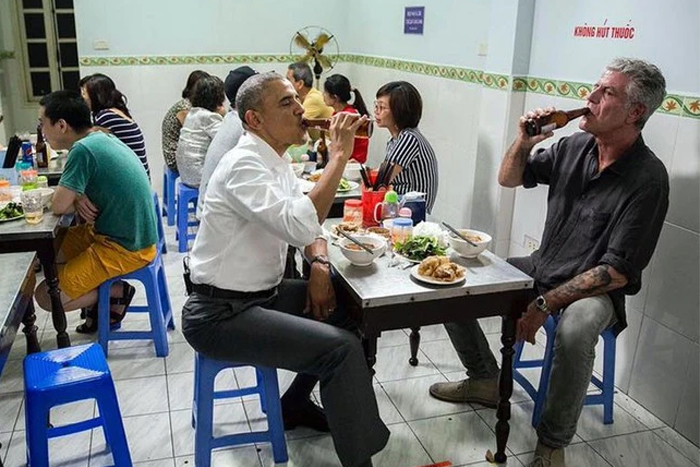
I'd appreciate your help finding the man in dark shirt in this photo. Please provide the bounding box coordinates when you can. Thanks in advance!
[429,58,668,467]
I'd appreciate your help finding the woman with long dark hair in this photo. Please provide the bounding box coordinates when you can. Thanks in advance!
[323,74,369,164]
[80,73,150,179]
[161,70,209,173]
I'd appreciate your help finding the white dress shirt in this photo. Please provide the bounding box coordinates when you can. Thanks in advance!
[190,132,322,292]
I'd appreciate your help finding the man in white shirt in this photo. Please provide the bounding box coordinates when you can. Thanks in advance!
[182,72,389,467]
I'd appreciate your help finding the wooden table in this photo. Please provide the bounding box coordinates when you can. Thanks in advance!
[0,213,74,348]
[324,220,533,464]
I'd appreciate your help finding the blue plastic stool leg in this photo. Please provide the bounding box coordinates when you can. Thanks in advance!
[96,378,133,466]
[194,356,216,467]
[259,367,288,463]
[25,395,50,467]
[601,330,616,424]
[532,316,557,428]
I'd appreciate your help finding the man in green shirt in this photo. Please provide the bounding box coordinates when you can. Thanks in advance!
[34,90,157,333]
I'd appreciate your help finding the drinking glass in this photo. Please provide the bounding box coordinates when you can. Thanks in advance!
[21,190,43,224]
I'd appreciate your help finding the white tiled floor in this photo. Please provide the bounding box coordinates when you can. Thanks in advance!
[1,223,699,467]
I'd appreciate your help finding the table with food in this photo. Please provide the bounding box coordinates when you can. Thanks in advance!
[322,217,533,464]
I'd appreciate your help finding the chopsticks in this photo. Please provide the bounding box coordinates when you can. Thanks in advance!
[442,221,479,247]
[336,228,374,254]
[359,164,371,188]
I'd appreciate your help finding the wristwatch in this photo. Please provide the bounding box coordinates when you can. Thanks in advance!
[535,295,551,315]
[310,255,330,267]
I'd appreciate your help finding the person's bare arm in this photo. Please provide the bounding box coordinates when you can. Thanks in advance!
[303,238,335,320]
[498,108,554,188]
[51,186,78,214]
[517,264,627,343]
[306,113,367,222]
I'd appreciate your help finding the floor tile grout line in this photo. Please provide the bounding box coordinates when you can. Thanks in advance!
[648,427,700,467]
[163,363,178,463]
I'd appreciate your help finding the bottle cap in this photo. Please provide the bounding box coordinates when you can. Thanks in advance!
[384,190,399,203]
[393,218,413,227]
[398,207,412,218]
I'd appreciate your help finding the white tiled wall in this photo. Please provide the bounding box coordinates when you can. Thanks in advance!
[508,90,700,446]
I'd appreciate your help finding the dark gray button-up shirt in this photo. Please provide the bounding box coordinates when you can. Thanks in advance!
[522,132,669,334]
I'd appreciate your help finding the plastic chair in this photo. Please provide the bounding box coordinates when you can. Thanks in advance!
[97,193,174,357]
[513,314,617,427]
[191,353,288,467]
[153,191,167,254]
[162,166,179,226]
[175,183,199,252]
[23,343,132,467]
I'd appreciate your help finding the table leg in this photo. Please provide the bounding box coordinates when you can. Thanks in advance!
[493,314,517,463]
[361,334,378,375]
[408,327,421,366]
[22,299,41,354]
[36,247,70,348]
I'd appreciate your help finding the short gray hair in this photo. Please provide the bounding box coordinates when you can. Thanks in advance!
[606,58,666,129]
[288,62,313,88]
[236,72,285,122]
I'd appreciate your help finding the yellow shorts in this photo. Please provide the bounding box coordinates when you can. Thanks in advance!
[57,224,156,300]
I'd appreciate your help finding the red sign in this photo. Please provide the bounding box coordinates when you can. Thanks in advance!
[572,19,635,40]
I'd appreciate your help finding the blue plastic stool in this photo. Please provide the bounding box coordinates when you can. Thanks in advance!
[175,183,199,252]
[23,344,132,467]
[162,166,179,226]
[513,314,617,427]
[191,353,288,466]
[97,193,174,357]
[153,191,167,254]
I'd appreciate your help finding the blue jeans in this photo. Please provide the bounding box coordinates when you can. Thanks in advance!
[444,257,615,448]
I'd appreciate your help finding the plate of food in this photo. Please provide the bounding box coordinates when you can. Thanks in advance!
[329,221,365,239]
[0,202,24,222]
[336,179,359,193]
[393,235,447,263]
[410,256,466,286]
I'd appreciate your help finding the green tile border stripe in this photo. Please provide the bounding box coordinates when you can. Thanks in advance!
[0,50,14,60]
[79,54,699,119]
[516,76,699,119]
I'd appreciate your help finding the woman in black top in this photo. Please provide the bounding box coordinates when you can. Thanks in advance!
[374,81,438,213]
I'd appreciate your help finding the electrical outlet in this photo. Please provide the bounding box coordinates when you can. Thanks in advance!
[523,234,540,253]
[93,40,109,50]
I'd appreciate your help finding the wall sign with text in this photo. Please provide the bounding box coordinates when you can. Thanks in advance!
[404,6,425,35]
[572,19,636,40]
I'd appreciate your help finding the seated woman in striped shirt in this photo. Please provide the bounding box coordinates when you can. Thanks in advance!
[80,73,151,180]
[374,81,439,213]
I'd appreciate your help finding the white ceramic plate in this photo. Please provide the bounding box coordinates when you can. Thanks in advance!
[336,181,360,193]
[410,264,466,286]
[393,252,423,264]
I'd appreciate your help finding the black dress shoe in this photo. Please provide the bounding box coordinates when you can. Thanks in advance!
[282,399,330,432]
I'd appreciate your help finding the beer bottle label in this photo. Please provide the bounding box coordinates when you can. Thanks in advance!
[540,123,557,134]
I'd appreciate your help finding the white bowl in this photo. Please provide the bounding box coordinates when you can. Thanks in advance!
[291,162,305,178]
[448,228,492,258]
[339,234,386,266]
[35,187,54,208]
[343,163,362,182]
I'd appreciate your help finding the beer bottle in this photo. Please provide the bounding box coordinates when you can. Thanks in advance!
[525,107,590,137]
[303,115,373,139]
[35,123,49,168]
[316,131,328,169]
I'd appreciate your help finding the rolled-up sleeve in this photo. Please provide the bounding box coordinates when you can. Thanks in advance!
[522,139,561,189]
[225,154,322,247]
[599,182,669,292]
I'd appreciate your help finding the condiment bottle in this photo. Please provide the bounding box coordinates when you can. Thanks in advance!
[391,217,413,244]
[343,199,362,225]
[525,107,590,136]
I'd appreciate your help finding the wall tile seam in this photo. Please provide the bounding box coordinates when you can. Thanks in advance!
[662,220,700,236]
[637,312,699,346]
[78,54,700,120]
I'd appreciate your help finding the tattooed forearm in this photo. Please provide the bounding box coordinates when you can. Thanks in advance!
[498,140,533,187]
[545,264,628,311]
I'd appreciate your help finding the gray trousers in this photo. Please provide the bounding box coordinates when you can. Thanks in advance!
[182,279,390,467]
[445,257,615,448]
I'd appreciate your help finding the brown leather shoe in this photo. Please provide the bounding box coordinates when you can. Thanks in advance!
[429,377,499,408]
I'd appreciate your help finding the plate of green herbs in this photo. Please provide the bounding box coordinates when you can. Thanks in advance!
[393,235,447,262]
[0,202,24,222]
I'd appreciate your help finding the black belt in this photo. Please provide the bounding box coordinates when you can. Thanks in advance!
[192,283,276,300]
